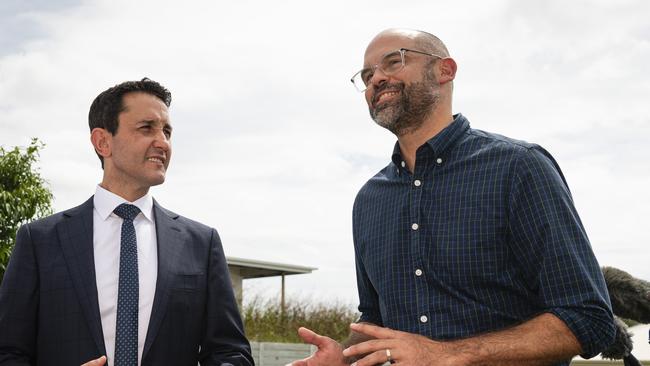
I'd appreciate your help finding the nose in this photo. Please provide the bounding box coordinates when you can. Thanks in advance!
[367,66,389,89]
[152,128,171,151]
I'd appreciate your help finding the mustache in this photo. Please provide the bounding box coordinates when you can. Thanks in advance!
[372,82,404,106]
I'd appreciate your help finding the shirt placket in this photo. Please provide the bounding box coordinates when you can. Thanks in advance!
[410,150,432,338]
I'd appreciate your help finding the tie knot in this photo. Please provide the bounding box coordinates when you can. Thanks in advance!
[113,203,141,221]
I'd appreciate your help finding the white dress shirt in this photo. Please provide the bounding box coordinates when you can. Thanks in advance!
[93,185,158,366]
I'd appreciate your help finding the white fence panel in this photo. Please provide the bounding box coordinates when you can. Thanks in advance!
[250,342,316,366]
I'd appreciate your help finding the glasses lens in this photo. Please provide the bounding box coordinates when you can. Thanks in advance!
[381,51,404,75]
[351,71,368,92]
[360,68,373,86]
[350,50,405,92]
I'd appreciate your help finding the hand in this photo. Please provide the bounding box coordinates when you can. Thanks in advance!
[81,355,106,366]
[286,327,348,366]
[342,323,465,366]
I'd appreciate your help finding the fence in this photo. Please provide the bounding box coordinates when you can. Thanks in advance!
[250,341,316,366]
[249,342,397,366]
[247,341,642,366]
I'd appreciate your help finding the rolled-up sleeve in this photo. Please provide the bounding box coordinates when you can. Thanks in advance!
[507,145,615,358]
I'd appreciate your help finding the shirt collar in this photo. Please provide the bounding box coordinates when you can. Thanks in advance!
[93,185,154,222]
[391,113,470,167]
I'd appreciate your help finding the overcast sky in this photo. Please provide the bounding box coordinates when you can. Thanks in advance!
[1,0,649,307]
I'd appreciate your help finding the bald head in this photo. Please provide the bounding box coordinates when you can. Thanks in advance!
[360,28,457,137]
[366,28,450,58]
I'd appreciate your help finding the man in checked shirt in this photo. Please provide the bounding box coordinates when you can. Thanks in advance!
[289,29,615,366]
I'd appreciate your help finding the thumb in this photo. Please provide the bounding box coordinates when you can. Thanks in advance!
[298,327,330,348]
[81,355,107,366]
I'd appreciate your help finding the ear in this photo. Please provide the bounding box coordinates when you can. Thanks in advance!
[90,128,112,159]
[437,57,457,84]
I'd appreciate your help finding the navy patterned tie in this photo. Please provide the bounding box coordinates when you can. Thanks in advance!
[113,203,141,366]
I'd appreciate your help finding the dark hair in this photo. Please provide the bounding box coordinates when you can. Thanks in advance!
[88,77,172,166]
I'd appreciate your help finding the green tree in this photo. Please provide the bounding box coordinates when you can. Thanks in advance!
[0,138,53,281]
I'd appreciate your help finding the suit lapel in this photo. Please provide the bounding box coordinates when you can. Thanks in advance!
[57,197,107,356]
[142,200,184,360]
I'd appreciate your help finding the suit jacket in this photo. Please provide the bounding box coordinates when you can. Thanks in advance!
[0,197,253,366]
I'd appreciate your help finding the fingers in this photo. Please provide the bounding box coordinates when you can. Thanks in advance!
[343,339,392,358]
[81,355,106,366]
[297,327,332,348]
[350,350,394,366]
[350,322,399,339]
[297,327,318,344]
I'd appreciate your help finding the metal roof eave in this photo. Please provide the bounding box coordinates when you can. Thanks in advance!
[226,256,317,279]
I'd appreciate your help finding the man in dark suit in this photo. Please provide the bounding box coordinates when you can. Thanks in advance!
[0,78,253,366]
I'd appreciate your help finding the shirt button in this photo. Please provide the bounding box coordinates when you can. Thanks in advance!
[420,315,428,323]
[401,161,406,168]
[411,223,419,230]
[414,180,421,187]
[415,269,423,276]
[436,158,443,164]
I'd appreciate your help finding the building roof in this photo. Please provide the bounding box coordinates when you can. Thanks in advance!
[226,256,317,279]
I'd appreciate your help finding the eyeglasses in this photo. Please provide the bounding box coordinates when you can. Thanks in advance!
[350,48,444,92]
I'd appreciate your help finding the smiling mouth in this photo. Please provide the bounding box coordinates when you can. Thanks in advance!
[376,91,399,104]
[373,86,402,108]
[147,157,165,165]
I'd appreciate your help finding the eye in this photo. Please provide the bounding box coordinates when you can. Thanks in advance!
[163,128,172,138]
[361,69,373,85]
[382,53,403,72]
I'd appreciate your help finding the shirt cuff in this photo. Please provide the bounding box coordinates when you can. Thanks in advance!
[548,307,615,358]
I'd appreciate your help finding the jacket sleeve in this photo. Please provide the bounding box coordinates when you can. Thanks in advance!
[0,224,38,365]
[198,229,254,366]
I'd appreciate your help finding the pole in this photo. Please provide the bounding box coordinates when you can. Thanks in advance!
[281,273,286,314]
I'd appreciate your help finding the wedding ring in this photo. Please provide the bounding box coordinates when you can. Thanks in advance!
[386,348,392,363]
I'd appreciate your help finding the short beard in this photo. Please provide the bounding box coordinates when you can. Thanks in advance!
[369,68,440,136]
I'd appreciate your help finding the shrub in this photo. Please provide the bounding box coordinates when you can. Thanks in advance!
[243,295,359,343]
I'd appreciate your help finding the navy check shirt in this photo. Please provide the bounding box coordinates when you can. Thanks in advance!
[352,114,615,363]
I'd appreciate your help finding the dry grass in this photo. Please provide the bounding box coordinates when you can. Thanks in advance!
[243,295,359,343]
